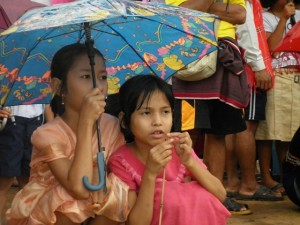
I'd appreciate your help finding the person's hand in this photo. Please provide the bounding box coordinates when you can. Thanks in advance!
[80,88,106,124]
[254,69,273,90]
[283,1,295,20]
[145,138,173,176]
[0,107,11,119]
[167,132,193,165]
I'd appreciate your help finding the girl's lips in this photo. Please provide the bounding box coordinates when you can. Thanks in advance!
[150,131,166,139]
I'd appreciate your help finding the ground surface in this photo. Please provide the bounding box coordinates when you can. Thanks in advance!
[2,186,300,225]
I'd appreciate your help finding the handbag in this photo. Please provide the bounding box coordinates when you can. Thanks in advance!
[173,18,219,82]
[173,49,218,81]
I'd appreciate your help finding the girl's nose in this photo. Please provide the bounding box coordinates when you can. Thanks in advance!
[95,78,107,94]
[152,113,162,126]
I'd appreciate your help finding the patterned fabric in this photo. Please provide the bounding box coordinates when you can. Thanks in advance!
[172,37,249,109]
[0,0,218,106]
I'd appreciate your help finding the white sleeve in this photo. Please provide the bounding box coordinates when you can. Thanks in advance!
[236,1,265,72]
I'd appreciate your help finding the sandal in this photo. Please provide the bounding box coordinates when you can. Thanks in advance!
[236,185,283,201]
[227,191,238,198]
[270,183,286,195]
[223,197,252,215]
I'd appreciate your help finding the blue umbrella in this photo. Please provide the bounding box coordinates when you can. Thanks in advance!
[0,0,218,106]
[0,0,219,191]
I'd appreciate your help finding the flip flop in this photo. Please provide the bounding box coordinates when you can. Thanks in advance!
[223,197,252,215]
[227,191,239,198]
[270,183,286,195]
[236,185,283,201]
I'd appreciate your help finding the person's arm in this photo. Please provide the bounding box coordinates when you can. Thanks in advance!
[127,139,174,225]
[168,132,226,202]
[0,107,11,119]
[178,0,214,12]
[237,1,272,90]
[208,1,246,25]
[184,155,226,202]
[47,88,106,199]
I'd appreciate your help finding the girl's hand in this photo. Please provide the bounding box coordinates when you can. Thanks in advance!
[145,138,173,176]
[283,1,295,20]
[167,132,193,165]
[0,108,11,119]
[80,88,106,123]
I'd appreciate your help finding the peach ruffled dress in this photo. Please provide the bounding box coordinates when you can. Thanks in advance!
[6,114,129,225]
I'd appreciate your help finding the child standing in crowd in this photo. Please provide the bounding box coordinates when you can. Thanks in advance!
[108,75,230,225]
[6,43,129,225]
[0,104,53,225]
[256,0,300,193]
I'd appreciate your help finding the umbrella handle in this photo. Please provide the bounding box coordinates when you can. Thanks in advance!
[82,151,107,192]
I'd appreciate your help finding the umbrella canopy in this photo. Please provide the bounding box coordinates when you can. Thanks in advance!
[0,0,47,31]
[0,0,219,107]
[274,21,300,52]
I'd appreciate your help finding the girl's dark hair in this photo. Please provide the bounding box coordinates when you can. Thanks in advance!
[260,0,276,8]
[260,0,300,8]
[50,43,104,116]
[118,75,174,142]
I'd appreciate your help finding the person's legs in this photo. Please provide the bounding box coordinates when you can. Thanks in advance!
[0,118,27,225]
[0,177,14,225]
[235,121,260,196]
[257,140,275,187]
[257,140,285,195]
[204,100,246,181]
[225,134,240,195]
[203,134,226,181]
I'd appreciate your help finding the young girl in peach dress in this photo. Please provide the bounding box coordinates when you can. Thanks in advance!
[6,43,129,225]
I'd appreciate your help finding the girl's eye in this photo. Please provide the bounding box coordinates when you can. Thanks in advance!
[82,74,91,79]
[163,110,171,114]
[142,111,150,115]
[98,75,107,80]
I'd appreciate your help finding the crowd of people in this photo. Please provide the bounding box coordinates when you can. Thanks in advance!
[0,0,300,225]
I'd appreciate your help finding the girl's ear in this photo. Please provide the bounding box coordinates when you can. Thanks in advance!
[118,111,126,129]
[51,78,62,96]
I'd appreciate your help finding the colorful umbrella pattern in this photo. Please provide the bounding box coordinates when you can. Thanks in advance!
[0,0,219,106]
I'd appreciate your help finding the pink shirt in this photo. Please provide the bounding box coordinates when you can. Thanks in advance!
[109,145,230,225]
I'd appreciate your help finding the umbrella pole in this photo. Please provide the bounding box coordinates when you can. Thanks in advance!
[158,168,166,225]
[82,22,107,192]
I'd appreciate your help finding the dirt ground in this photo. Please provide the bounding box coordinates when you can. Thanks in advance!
[2,186,300,225]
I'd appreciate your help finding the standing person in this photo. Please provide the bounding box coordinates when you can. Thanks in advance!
[0,104,53,225]
[256,0,300,193]
[225,0,283,201]
[166,0,253,214]
[6,43,129,225]
[109,75,230,225]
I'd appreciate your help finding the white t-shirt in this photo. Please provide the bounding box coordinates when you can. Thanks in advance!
[10,105,44,118]
[263,10,300,36]
[236,1,265,72]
